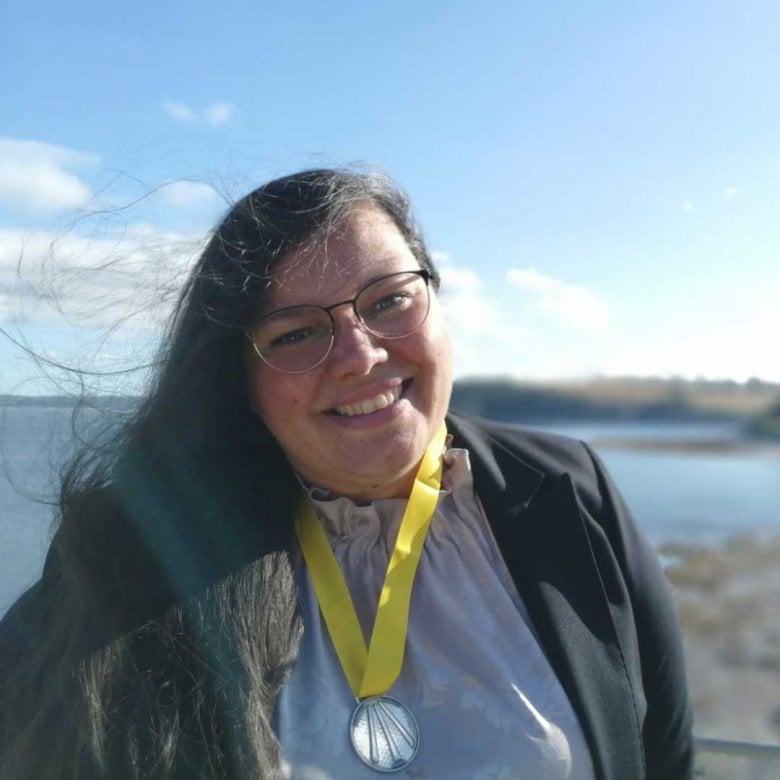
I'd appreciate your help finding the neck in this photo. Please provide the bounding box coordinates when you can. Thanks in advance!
[291,423,448,503]
[298,468,417,503]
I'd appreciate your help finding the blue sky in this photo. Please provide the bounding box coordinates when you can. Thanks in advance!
[2,1,779,394]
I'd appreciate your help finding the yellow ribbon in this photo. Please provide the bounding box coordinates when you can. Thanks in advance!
[295,423,447,699]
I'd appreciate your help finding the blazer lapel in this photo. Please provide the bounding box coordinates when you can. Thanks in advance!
[448,415,644,780]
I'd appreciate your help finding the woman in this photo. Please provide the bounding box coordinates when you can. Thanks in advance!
[0,169,693,778]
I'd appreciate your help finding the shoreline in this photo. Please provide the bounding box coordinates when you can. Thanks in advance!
[661,535,780,747]
[592,435,780,456]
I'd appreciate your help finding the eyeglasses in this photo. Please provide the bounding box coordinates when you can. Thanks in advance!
[247,270,432,373]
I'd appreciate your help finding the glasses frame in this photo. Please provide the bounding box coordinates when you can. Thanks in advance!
[247,269,433,374]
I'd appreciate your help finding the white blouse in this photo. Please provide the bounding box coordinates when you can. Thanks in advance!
[276,448,595,780]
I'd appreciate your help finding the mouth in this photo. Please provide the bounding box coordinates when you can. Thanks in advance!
[330,383,405,417]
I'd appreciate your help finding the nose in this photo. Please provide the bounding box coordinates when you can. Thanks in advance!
[325,306,387,377]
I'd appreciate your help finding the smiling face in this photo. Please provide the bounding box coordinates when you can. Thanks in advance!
[245,206,453,501]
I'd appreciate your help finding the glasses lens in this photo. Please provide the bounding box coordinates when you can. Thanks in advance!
[356,272,430,339]
[250,306,334,373]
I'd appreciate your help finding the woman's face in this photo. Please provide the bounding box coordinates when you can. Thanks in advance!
[246,206,453,501]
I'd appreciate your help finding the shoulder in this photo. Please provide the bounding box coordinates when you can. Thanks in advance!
[447,411,648,590]
[448,414,694,776]
[447,411,604,493]
[0,488,127,660]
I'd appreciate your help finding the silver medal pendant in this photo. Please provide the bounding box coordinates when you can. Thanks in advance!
[350,695,420,773]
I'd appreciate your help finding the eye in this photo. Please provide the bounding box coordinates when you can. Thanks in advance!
[358,273,425,323]
[252,307,332,353]
[365,291,412,318]
[267,324,330,349]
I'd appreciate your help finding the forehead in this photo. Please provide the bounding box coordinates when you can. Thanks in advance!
[265,207,417,309]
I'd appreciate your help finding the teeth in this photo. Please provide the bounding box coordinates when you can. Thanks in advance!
[334,386,401,417]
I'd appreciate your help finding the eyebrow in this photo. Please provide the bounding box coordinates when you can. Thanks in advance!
[260,265,422,318]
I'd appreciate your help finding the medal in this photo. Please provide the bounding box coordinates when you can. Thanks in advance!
[350,695,420,772]
[295,424,446,773]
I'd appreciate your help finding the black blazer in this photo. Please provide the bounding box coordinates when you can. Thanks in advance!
[448,414,694,780]
[1,413,693,779]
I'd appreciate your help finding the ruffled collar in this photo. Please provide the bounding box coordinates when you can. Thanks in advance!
[298,448,471,541]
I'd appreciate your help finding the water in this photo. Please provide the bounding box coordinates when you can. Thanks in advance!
[0,405,114,615]
[537,420,780,544]
[1,407,779,615]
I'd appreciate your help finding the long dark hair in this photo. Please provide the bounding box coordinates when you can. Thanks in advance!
[0,168,438,778]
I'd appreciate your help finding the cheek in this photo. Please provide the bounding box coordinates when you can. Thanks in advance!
[250,373,308,432]
[424,330,454,408]
[421,324,452,377]
[247,366,283,420]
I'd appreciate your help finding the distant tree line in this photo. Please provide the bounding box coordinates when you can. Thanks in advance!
[750,400,780,439]
[0,395,138,409]
[449,378,778,425]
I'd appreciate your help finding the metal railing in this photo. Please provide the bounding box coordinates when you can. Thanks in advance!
[695,736,780,780]
[696,737,780,759]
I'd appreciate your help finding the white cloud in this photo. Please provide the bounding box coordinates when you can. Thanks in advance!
[0,137,97,212]
[442,290,499,335]
[506,267,609,330]
[440,265,482,291]
[429,257,614,379]
[433,259,531,378]
[431,250,452,266]
[603,332,778,382]
[438,265,494,334]
[204,102,236,127]
[160,180,221,209]
[726,186,738,198]
[683,199,694,212]
[163,101,197,121]
[0,223,213,394]
[0,226,204,331]
[163,100,237,127]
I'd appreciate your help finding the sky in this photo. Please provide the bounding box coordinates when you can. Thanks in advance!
[2,1,779,395]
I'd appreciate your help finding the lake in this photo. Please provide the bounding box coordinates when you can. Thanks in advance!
[1,406,779,615]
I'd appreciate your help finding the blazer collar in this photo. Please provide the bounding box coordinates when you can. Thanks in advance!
[446,413,545,519]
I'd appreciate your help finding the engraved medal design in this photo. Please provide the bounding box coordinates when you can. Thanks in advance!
[350,695,420,773]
